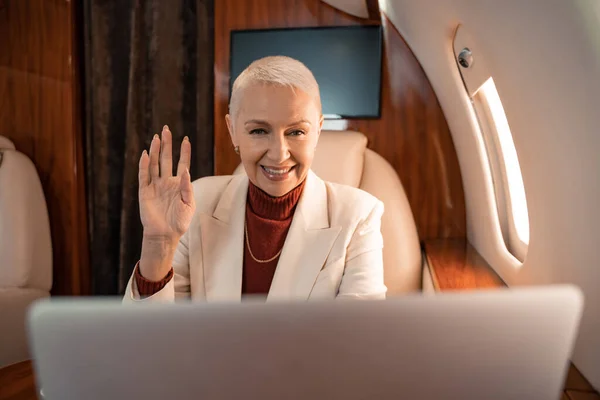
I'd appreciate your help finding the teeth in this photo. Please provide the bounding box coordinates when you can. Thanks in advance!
[263,166,291,175]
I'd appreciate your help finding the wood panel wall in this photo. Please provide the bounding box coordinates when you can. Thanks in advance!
[214,0,466,240]
[0,0,89,295]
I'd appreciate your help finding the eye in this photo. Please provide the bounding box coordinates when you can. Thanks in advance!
[249,128,267,135]
[288,130,305,136]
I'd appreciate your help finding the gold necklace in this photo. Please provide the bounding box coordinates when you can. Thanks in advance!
[244,220,283,263]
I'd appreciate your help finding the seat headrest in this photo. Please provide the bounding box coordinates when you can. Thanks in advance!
[0,147,52,290]
[311,130,367,188]
[0,136,16,150]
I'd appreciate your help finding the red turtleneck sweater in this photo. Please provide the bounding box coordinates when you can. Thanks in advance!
[135,180,305,296]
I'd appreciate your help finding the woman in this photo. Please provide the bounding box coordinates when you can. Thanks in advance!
[124,56,387,302]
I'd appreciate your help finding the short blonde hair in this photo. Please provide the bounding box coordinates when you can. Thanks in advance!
[228,56,322,120]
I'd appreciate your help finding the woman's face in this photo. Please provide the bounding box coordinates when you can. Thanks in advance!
[226,84,323,197]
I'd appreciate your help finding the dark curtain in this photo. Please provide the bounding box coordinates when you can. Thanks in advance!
[83,0,214,295]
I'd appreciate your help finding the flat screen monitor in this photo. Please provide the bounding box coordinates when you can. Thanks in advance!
[230,25,383,119]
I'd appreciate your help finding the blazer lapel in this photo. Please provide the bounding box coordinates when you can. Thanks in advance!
[267,171,342,302]
[200,175,248,302]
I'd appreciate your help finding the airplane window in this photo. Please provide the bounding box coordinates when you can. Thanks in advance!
[473,77,529,261]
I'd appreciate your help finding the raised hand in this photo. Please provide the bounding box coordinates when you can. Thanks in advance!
[138,125,195,240]
[138,126,195,281]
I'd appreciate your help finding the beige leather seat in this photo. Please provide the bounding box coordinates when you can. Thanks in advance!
[0,136,52,367]
[235,130,422,295]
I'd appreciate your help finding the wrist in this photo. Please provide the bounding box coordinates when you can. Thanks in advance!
[139,234,179,281]
[141,233,180,248]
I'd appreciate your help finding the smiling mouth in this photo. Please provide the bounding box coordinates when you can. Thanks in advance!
[261,165,295,175]
[260,165,296,181]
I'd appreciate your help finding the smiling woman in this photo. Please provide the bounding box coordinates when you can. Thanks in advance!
[123,55,387,302]
[226,57,323,197]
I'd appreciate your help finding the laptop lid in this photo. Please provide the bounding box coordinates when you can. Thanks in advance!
[27,285,583,400]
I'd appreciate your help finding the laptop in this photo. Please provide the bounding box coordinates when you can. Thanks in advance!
[27,285,583,400]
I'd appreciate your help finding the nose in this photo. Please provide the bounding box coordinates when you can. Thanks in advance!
[266,133,290,163]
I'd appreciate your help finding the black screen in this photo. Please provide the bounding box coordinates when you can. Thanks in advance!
[230,25,382,118]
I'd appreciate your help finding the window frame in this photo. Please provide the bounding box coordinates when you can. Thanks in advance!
[471,78,529,262]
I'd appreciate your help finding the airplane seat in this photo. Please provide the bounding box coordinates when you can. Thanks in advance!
[234,130,422,295]
[0,136,52,368]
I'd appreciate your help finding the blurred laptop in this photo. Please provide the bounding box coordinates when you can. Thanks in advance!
[27,285,583,400]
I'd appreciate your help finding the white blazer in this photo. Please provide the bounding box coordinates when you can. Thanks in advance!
[124,170,387,303]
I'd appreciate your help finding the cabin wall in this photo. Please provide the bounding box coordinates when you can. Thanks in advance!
[0,0,89,295]
[214,0,466,241]
[381,0,600,389]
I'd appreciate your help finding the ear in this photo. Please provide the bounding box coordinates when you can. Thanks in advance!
[226,114,236,146]
[313,115,324,151]
[317,114,324,137]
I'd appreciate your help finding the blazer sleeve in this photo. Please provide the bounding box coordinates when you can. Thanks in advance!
[122,230,192,303]
[337,200,387,300]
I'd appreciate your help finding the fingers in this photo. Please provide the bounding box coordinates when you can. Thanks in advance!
[144,127,187,183]
[160,125,173,178]
[180,168,194,206]
[177,136,191,177]
[138,150,150,189]
[149,134,160,180]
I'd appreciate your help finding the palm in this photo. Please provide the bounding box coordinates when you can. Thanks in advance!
[140,177,193,236]
[138,127,195,238]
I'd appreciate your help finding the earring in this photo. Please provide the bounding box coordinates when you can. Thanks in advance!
[234,146,240,154]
